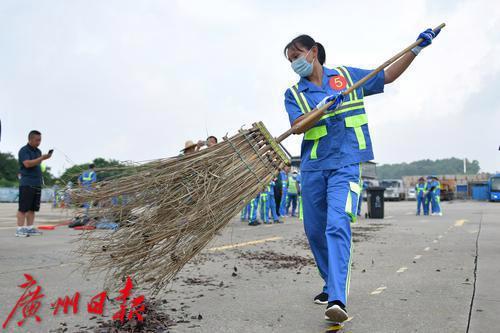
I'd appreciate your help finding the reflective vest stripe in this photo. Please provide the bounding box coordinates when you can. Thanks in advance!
[290,85,311,114]
[82,171,94,181]
[290,85,322,160]
[336,66,359,101]
[320,100,365,120]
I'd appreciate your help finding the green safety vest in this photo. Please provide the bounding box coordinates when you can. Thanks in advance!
[288,177,298,194]
[82,171,95,181]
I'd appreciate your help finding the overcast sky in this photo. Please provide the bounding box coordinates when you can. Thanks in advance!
[1,0,499,176]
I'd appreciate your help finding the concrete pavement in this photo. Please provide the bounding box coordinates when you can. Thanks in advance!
[0,201,498,332]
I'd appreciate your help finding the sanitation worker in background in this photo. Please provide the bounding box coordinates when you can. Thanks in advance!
[282,28,440,323]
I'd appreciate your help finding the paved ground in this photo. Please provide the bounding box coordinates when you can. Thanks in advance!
[0,200,498,332]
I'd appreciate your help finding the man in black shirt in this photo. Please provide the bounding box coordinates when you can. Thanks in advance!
[16,130,52,237]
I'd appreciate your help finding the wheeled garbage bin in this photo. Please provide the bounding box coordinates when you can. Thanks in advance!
[366,186,385,219]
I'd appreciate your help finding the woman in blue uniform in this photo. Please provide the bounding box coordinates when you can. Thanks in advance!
[283,29,440,323]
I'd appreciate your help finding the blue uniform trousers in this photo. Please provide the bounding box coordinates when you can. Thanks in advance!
[249,195,260,222]
[241,203,250,221]
[424,193,431,215]
[268,194,279,221]
[279,187,288,216]
[259,193,270,223]
[301,164,361,306]
[416,195,425,215]
[431,191,441,214]
[287,193,298,216]
[356,191,363,216]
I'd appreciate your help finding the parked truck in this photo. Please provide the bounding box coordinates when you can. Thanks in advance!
[380,179,405,201]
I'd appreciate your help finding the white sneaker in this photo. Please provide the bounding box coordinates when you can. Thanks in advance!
[27,228,43,236]
[325,304,348,323]
[15,228,29,237]
[437,212,443,216]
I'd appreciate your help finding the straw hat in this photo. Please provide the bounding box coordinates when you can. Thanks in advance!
[182,140,197,152]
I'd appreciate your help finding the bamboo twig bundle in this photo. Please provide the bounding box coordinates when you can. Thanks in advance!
[73,122,289,293]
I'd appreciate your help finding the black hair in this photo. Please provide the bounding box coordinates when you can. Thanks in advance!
[89,163,95,169]
[207,135,218,143]
[283,35,326,65]
[28,130,41,140]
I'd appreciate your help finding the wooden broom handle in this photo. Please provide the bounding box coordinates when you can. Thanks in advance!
[276,23,445,143]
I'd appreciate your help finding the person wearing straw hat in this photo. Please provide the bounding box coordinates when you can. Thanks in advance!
[182,140,198,155]
[283,28,440,323]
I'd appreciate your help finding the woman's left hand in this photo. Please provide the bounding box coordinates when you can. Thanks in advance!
[316,93,344,112]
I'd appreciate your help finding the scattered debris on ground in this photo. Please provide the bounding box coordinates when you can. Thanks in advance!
[238,251,315,270]
[352,223,390,242]
[50,299,176,333]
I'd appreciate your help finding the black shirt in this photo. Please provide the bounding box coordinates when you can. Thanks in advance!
[18,144,42,187]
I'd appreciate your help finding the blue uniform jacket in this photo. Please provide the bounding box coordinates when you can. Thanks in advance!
[284,66,384,171]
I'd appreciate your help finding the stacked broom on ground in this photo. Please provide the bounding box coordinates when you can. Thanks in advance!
[72,24,445,294]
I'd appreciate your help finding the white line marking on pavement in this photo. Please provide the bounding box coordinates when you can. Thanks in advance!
[454,219,467,227]
[396,266,408,273]
[414,255,422,260]
[424,247,431,251]
[405,212,413,215]
[370,286,387,295]
[208,236,283,251]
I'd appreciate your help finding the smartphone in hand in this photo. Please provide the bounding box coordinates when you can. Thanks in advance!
[48,149,54,155]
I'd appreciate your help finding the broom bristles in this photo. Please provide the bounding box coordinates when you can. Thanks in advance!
[72,122,289,293]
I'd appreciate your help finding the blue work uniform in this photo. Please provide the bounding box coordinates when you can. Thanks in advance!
[279,171,288,216]
[431,180,441,214]
[249,194,260,223]
[424,179,432,215]
[296,173,304,221]
[284,65,385,306]
[415,183,427,215]
[78,170,97,189]
[259,190,270,224]
[267,181,279,222]
[287,175,299,216]
[78,169,97,210]
[241,204,251,221]
[357,181,368,216]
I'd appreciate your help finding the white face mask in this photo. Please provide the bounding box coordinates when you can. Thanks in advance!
[291,49,315,77]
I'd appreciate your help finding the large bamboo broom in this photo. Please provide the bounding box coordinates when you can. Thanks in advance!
[73,24,445,293]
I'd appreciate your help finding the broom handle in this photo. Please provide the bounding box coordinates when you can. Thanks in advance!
[276,23,445,144]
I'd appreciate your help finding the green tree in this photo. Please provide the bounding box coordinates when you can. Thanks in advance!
[0,152,19,185]
[0,151,57,187]
[58,157,129,185]
[377,158,480,179]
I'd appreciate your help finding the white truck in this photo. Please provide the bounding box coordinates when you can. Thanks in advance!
[380,179,405,201]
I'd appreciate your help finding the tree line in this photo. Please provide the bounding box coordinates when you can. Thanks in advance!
[0,152,127,187]
[1,152,481,187]
[377,158,480,179]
